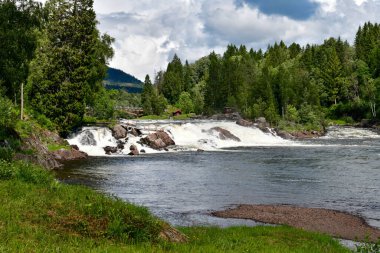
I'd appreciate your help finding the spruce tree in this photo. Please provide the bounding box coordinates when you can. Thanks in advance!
[27,0,113,136]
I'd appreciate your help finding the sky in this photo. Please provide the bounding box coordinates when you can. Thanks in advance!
[37,0,380,81]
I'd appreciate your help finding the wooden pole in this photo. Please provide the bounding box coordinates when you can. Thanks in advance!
[21,82,24,120]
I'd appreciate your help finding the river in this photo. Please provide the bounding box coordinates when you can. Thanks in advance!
[57,121,380,228]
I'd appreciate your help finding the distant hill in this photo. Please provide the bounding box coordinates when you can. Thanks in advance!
[103,67,143,93]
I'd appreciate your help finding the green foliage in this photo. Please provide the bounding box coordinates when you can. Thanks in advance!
[286,104,300,123]
[0,95,18,128]
[91,88,116,120]
[0,0,41,101]
[0,148,14,162]
[355,239,380,253]
[27,0,114,136]
[176,92,194,114]
[0,160,53,184]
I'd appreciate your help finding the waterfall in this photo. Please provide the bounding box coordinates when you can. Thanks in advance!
[66,120,291,156]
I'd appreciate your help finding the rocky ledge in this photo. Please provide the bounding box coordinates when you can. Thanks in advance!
[16,128,87,170]
[213,204,380,242]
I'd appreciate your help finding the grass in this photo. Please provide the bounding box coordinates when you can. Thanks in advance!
[0,160,352,252]
[47,144,71,152]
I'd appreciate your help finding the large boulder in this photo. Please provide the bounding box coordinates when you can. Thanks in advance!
[209,127,241,142]
[52,148,88,162]
[236,119,254,127]
[112,124,128,140]
[140,131,175,150]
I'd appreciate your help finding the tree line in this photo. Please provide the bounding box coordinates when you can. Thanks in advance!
[0,0,113,136]
[2,0,380,136]
[143,22,380,130]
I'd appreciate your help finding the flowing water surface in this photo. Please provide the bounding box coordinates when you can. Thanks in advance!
[58,122,380,228]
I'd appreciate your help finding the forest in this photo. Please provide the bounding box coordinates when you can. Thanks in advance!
[147,22,380,131]
[1,0,380,137]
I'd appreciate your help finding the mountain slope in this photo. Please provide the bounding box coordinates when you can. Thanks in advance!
[103,67,143,93]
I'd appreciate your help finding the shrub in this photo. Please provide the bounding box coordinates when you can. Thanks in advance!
[0,95,18,128]
[0,160,53,184]
[0,147,14,162]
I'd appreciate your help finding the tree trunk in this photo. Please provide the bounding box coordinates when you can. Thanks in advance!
[21,82,24,120]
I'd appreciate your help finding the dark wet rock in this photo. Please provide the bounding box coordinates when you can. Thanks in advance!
[236,119,254,127]
[209,127,241,142]
[80,130,97,146]
[275,130,294,140]
[140,131,175,150]
[112,124,128,140]
[117,143,125,150]
[71,144,79,150]
[197,149,204,152]
[104,146,118,155]
[255,117,270,131]
[140,149,146,153]
[128,145,140,156]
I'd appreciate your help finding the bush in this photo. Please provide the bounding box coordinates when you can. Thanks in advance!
[0,147,14,162]
[0,160,53,184]
[0,96,18,128]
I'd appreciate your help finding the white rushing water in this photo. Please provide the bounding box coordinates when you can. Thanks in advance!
[66,120,290,156]
[323,126,380,139]
[66,121,380,156]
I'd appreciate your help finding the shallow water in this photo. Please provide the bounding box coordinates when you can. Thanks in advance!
[58,125,380,228]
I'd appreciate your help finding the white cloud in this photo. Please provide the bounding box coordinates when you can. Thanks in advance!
[34,0,380,80]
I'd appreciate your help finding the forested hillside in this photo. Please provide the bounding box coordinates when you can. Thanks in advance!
[142,22,380,130]
[104,67,143,93]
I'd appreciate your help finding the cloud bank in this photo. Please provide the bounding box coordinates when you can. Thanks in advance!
[37,0,379,80]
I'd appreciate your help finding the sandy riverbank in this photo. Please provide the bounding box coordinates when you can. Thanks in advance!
[213,204,380,242]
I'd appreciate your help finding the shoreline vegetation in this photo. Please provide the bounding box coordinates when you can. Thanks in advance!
[1,0,380,251]
[0,161,354,252]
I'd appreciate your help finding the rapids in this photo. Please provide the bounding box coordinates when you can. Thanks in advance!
[67,120,290,156]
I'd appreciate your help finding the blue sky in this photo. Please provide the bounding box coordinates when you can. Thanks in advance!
[37,0,379,80]
[235,0,318,20]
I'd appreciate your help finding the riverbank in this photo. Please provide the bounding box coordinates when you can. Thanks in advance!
[0,160,350,252]
[213,204,380,242]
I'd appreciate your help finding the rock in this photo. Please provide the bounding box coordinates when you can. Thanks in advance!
[117,142,125,150]
[209,127,241,142]
[275,130,294,140]
[52,148,88,162]
[130,128,143,137]
[255,117,270,130]
[140,131,175,150]
[127,145,139,156]
[71,144,80,150]
[112,124,128,140]
[197,149,204,152]
[0,139,10,148]
[140,149,146,153]
[104,146,118,155]
[80,130,97,146]
[236,119,254,127]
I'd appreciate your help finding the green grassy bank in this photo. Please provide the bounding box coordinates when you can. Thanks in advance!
[0,160,351,252]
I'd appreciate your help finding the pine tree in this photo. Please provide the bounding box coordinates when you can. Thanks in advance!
[27,0,113,136]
